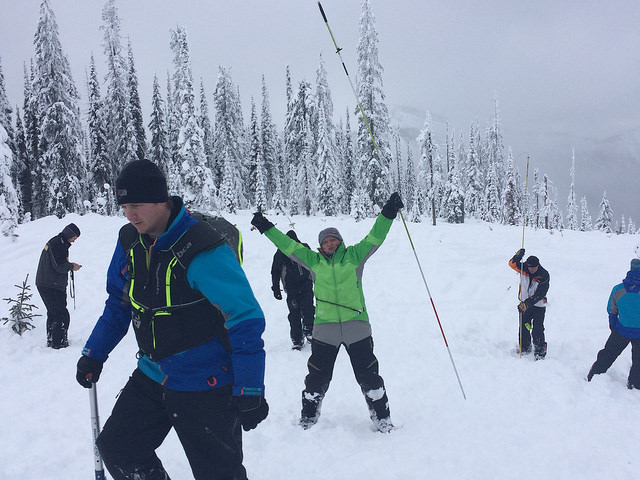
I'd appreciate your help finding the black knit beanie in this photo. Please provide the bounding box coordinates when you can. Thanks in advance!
[526,255,540,268]
[62,223,81,240]
[115,160,169,205]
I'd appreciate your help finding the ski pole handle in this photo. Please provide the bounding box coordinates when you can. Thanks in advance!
[89,384,106,480]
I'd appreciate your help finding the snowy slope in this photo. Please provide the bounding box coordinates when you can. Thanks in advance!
[0,211,638,479]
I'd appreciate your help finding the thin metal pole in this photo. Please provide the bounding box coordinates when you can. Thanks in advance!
[89,384,106,480]
[318,1,466,399]
[518,156,530,357]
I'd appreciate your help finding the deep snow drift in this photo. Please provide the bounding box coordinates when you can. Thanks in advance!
[1,211,638,479]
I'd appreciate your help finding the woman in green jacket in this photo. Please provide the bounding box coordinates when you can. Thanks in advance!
[251,192,403,433]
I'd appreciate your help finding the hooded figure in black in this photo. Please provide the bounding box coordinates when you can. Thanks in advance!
[36,223,82,348]
[271,230,315,349]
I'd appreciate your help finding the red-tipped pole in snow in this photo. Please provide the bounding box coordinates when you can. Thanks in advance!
[317,1,466,400]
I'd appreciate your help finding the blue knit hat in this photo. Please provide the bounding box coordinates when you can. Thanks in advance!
[631,259,640,271]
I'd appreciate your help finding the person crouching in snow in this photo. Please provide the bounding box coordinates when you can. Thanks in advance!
[251,192,404,433]
[587,258,640,389]
[508,249,550,359]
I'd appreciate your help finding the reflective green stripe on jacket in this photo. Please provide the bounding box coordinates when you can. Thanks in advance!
[264,213,393,325]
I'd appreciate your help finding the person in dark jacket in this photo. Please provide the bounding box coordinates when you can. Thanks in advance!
[508,249,550,359]
[587,258,640,389]
[75,160,268,480]
[271,230,315,350]
[35,223,82,349]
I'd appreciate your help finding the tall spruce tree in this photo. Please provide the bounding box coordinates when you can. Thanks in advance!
[260,75,280,208]
[315,54,341,216]
[355,0,392,209]
[0,58,14,158]
[502,151,519,225]
[417,111,440,225]
[464,120,484,220]
[170,26,214,210]
[86,54,113,214]
[284,80,316,215]
[101,0,137,180]
[565,149,578,230]
[13,109,32,221]
[0,124,19,236]
[580,196,593,231]
[214,67,247,212]
[126,40,146,161]
[33,0,86,218]
[594,191,614,233]
[147,75,170,176]
[198,80,214,173]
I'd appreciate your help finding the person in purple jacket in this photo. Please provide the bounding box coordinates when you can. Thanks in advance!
[75,160,268,480]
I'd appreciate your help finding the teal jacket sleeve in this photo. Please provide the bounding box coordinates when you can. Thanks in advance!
[187,244,266,396]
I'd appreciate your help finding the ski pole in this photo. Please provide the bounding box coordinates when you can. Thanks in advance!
[317,1,466,400]
[70,270,76,310]
[89,384,106,480]
[518,156,530,357]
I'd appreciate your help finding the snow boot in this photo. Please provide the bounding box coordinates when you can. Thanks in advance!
[534,342,547,360]
[372,416,394,433]
[300,391,323,429]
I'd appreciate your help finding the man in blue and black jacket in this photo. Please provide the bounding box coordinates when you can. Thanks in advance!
[588,258,640,389]
[76,160,268,480]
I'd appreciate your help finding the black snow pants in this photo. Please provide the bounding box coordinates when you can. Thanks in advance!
[590,329,640,388]
[96,369,247,480]
[519,305,546,357]
[301,336,390,422]
[38,286,70,348]
[286,289,315,343]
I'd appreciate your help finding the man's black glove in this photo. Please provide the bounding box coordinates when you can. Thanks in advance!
[231,396,269,431]
[251,212,274,234]
[272,286,282,300]
[381,192,404,219]
[514,248,525,261]
[517,298,534,312]
[76,355,104,388]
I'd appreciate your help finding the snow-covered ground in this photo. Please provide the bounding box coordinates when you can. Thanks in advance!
[1,211,638,479]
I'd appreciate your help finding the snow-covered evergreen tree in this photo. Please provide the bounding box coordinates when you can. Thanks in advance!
[566,149,579,230]
[198,80,214,173]
[284,80,316,215]
[0,58,14,158]
[259,75,280,209]
[464,120,484,220]
[12,108,31,221]
[355,0,392,209]
[315,54,341,216]
[147,75,170,176]
[580,196,593,231]
[214,67,246,212]
[416,111,440,225]
[126,40,146,161]
[101,0,137,177]
[341,107,355,213]
[170,26,214,210]
[502,150,519,225]
[485,96,506,204]
[442,143,465,224]
[0,124,19,236]
[33,0,86,218]
[594,191,614,233]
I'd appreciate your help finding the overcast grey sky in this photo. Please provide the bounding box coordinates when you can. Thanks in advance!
[1,0,639,222]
